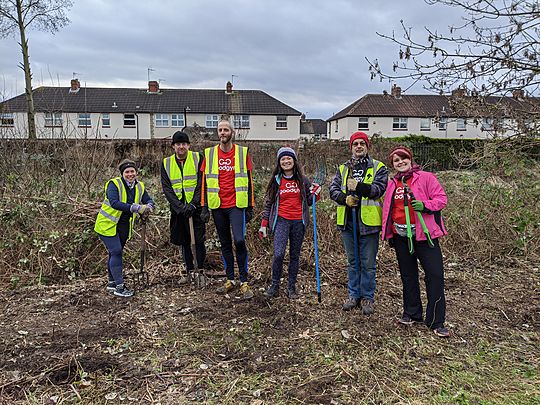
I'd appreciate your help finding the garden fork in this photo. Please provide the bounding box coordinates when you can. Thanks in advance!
[134,214,149,290]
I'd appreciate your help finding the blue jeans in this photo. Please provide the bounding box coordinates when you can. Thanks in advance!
[341,230,379,300]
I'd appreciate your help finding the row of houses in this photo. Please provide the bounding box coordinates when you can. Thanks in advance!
[0,80,537,141]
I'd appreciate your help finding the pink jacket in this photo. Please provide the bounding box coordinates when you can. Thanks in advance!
[382,171,447,241]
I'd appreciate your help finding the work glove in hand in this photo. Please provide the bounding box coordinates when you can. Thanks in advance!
[245,207,253,223]
[309,183,322,197]
[138,204,150,216]
[200,206,211,223]
[130,203,141,213]
[258,226,267,239]
[345,195,360,207]
[346,178,359,192]
[356,182,371,198]
[411,200,425,212]
[184,203,197,218]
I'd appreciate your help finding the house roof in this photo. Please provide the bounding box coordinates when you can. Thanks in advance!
[328,93,539,121]
[0,86,302,116]
[300,119,327,135]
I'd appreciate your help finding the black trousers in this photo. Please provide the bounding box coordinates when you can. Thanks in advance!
[170,210,206,271]
[393,235,446,329]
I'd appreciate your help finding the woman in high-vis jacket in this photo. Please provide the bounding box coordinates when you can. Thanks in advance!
[382,146,450,337]
[94,159,154,297]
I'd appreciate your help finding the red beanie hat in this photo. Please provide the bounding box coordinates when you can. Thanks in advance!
[349,132,369,149]
[388,146,413,163]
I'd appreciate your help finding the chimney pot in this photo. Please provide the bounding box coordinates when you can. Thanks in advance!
[69,78,80,93]
[391,84,402,98]
[226,81,233,94]
[512,89,525,99]
[452,88,466,98]
[148,80,159,93]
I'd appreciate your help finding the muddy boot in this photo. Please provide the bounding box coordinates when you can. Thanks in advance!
[361,299,374,315]
[342,297,359,311]
[239,282,254,300]
[287,285,299,300]
[178,272,192,285]
[264,283,280,298]
[216,279,236,294]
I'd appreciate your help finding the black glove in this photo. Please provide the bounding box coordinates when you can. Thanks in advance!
[245,207,253,223]
[184,203,197,218]
[356,182,372,198]
[200,206,211,223]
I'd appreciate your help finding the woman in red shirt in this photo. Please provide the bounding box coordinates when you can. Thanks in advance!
[259,147,321,299]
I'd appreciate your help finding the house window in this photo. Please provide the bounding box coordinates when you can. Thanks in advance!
[276,115,287,130]
[101,113,110,127]
[233,115,250,129]
[0,113,14,127]
[155,113,169,127]
[206,114,219,128]
[45,112,63,127]
[78,113,91,127]
[171,114,184,127]
[420,118,431,131]
[457,118,467,131]
[392,117,408,130]
[358,117,369,130]
[124,113,136,127]
[481,118,493,130]
[438,117,447,130]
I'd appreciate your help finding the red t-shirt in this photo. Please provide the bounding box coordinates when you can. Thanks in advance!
[201,145,253,208]
[277,177,303,220]
[391,181,416,227]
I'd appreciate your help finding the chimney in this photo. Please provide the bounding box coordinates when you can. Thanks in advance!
[512,89,525,99]
[148,80,159,93]
[225,81,233,94]
[301,113,306,121]
[391,84,402,98]
[452,88,466,98]
[69,78,80,93]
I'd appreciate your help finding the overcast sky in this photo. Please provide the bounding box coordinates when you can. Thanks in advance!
[0,0,464,119]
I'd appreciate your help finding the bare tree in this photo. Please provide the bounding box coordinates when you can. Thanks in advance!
[0,0,73,139]
[367,0,540,136]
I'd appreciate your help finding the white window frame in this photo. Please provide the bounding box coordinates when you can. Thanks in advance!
[420,118,431,131]
[78,113,91,127]
[45,112,63,127]
[0,113,14,127]
[206,114,219,128]
[358,117,369,130]
[233,115,250,129]
[155,113,169,127]
[101,113,110,127]
[171,114,184,128]
[276,115,287,130]
[124,113,136,127]
[438,117,448,130]
[456,118,467,131]
[392,117,408,130]
[481,118,494,130]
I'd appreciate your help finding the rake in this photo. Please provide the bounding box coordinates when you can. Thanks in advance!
[189,216,208,288]
[312,161,327,303]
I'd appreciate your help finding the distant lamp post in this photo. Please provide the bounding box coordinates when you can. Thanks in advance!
[183,106,191,131]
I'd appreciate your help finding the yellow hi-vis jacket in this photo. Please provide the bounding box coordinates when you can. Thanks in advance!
[94,177,144,239]
[163,152,199,203]
[336,160,385,227]
[204,144,249,209]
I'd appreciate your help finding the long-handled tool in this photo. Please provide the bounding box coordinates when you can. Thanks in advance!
[134,214,149,289]
[403,180,435,247]
[189,216,207,288]
[312,162,326,303]
[351,205,361,276]
[402,184,415,254]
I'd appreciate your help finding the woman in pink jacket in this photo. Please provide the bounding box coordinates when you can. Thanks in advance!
[382,146,450,337]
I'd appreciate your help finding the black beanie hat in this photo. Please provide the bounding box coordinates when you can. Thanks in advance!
[118,159,137,174]
[172,131,190,145]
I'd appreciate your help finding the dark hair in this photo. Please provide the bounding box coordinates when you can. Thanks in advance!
[264,157,306,203]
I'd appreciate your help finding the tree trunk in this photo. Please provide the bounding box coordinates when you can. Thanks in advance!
[16,0,37,139]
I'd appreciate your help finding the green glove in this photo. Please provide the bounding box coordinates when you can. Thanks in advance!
[411,200,425,212]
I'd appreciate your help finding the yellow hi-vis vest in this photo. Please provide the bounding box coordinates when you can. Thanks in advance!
[336,160,385,227]
[163,152,199,203]
[94,177,144,239]
[204,144,249,209]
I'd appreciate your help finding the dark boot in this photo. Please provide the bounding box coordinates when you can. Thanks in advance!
[287,284,299,299]
[264,283,280,298]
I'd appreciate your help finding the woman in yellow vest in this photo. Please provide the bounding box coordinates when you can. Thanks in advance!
[94,159,154,297]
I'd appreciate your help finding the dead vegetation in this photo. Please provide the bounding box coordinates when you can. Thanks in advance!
[0,138,539,403]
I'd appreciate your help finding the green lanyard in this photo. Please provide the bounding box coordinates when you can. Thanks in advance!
[403,179,435,248]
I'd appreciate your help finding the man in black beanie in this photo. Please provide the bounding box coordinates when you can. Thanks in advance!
[161,131,206,284]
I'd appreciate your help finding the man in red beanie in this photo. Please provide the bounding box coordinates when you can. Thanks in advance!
[329,132,388,315]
